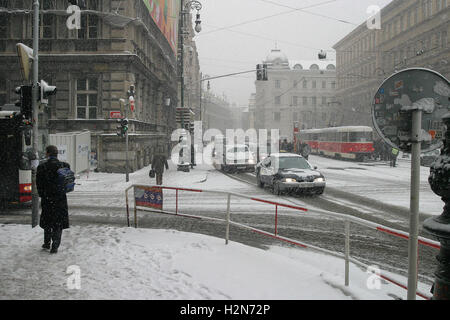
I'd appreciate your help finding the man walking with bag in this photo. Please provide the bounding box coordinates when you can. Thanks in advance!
[150,149,169,185]
[37,145,72,254]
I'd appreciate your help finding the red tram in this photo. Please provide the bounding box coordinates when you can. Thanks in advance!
[296,126,374,161]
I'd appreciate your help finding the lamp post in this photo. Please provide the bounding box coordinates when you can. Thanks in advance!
[423,113,450,300]
[31,0,40,228]
[179,0,202,130]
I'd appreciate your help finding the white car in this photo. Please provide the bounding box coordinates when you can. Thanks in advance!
[213,144,256,173]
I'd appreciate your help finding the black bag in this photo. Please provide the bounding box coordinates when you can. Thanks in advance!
[149,169,155,178]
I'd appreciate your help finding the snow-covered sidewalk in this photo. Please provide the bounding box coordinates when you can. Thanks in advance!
[0,224,421,300]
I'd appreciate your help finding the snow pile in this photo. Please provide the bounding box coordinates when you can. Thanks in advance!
[0,224,417,300]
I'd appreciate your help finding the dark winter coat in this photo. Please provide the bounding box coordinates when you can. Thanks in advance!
[37,157,70,230]
[151,155,169,174]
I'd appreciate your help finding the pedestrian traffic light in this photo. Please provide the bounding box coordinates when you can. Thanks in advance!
[116,118,128,137]
[121,118,129,135]
[39,80,57,105]
[14,85,33,119]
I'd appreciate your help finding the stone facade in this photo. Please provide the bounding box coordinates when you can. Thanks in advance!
[0,0,197,173]
[253,48,337,141]
[333,0,450,127]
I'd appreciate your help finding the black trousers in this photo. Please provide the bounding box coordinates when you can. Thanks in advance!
[44,226,63,249]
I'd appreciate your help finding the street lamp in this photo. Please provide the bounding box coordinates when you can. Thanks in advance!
[179,0,202,130]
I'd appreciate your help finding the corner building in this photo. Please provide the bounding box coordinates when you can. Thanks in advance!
[0,0,185,172]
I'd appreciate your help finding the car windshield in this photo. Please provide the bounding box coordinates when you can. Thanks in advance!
[277,157,311,170]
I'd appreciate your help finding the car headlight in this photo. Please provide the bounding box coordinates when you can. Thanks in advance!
[314,177,325,182]
[284,178,297,183]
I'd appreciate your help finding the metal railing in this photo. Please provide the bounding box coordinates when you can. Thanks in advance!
[125,184,439,300]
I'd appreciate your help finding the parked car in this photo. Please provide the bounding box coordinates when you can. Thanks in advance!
[255,153,326,195]
[420,149,440,167]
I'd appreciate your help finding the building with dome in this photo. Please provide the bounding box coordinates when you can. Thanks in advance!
[252,48,337,141]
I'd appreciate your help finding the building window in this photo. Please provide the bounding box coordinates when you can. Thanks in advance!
[292,96,298,106]
[322,97,327,105]
[274,112,281,122]
[0,78,6,106]
[0,14,8,38]
[275,96,281,106]
[76,78,98,119]
[331,81,336,89]
[312,80,316,89]
[303,97,308,106]
[312,97,317,106]
[303,80,307,88]
[275,80,281,89]
[322,81,326,89]
[0,1,9,8]
[78,14,98,39]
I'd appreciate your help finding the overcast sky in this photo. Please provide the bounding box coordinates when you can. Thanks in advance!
[194,0,392,108]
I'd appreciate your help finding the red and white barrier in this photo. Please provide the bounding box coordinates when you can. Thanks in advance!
[125,184,437,300]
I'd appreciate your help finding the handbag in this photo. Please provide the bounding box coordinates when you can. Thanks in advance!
[149,169,155,178]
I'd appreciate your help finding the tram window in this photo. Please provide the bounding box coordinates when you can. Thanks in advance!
[341,132,348,142]
[313,134,318,140]
[349,132,372,142]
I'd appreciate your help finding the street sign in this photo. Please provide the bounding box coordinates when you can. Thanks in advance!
[372,68,450,153]
[110,111,122,119]
[134,186,163,210]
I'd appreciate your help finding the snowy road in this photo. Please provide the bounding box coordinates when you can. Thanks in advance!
[0,157,441,290]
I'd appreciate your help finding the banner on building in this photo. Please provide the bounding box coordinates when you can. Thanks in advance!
[134,186,163,210]
[142,0,180,54]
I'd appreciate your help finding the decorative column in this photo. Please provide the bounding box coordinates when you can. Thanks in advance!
[423,113,450,300]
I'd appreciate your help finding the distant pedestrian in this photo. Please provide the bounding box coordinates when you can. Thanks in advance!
[151,152,169,185]
[300,142,311,160]
[390,147,399,167]
[37,145,71,254]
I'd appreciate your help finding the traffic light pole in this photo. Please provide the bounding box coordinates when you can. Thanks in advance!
[125,106,129,183]
[31,0,39,228]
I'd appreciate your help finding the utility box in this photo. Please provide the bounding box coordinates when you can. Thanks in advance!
[49,131,91,174]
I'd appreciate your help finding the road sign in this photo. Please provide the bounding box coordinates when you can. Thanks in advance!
[372,68,450,153]
[110,111,122,119]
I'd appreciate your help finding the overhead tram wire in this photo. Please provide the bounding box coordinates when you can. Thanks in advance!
[197,0,351,37]
[257,0,358,27]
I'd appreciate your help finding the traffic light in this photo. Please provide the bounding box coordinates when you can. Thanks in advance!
[262,64,268,81]
[318,50,327,60]
[256,64,268,81]
[116,118,128,137]
[68,0,86,9]
[256,64,263,81]
[39,80,57,105]
[14,85,32,119]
